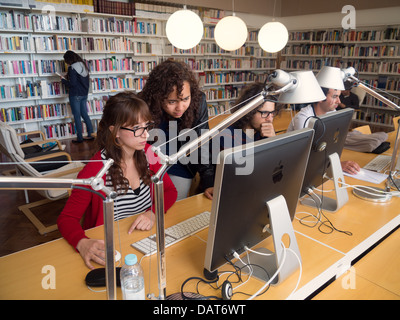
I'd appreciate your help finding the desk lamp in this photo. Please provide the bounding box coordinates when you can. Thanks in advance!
[0,159,119,300]
[342,67,400,202]
[150,69,326,300]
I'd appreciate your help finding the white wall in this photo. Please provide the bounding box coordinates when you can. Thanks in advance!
[236,6,400,30]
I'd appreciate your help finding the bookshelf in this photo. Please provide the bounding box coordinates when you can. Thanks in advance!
[280,26,400,132]
[0,3,277,139]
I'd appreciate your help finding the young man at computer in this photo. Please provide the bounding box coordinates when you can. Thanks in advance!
[287,87,361,175]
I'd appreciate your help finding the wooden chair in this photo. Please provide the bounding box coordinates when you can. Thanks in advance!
[353,125,372,135]
[0,121,84,234]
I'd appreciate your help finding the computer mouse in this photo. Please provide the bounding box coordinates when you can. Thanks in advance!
[85,267,121,287]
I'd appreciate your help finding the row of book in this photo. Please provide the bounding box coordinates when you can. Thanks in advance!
[0,98,107,124]
[204,86,239,101]
[134,21,162,36]
[207,103,230,117]
[181,57,276,71]
[343,45,399,58]
[282,44,343,56]
[43,119,101,139]
[34,35,86,52]
[0,35,33,52]
[40,59,67,74]
[82,17,133,34]
[93,0,135,17]
[31,14,81,33]
[0,103,68,123]
[354,109,398,126]
[0,10,31,31]
[0,80,40,100]
[0,60,38,76]
[344,28,400,42]
[90,76,136,92]
[87,56,134,73]
[198,71,266,86]
[280,58,342,70]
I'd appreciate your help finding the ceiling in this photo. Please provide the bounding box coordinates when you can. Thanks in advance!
[156,0,400,17]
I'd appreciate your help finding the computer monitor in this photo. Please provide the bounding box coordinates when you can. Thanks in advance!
[300,108,354,212]
[204,128,314,285]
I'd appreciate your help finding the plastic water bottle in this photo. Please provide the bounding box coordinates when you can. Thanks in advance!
[120,254,145,300]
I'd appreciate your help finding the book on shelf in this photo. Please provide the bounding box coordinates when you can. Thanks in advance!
[93,0,135,16]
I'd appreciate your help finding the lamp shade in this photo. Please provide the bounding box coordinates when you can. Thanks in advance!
[215,15,248,51]
[258,21,288,53]
[316,66,346,90]
[277,71,326,104]
[166,9,203,50]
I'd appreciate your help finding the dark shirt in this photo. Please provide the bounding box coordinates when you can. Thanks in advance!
[151,92,215,191]
[338,92,359,110]
[61,65,89,97]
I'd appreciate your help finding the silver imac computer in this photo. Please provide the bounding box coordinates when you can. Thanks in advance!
[204,128,314,285]
[300,108,354,212]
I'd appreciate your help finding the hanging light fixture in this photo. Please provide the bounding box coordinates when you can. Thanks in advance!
[257,0,288,53]
[214,1,247,51]
[166,6,203,50]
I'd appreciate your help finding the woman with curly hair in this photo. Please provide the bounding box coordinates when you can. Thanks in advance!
[139,59,214,200]
[57,91,177,269]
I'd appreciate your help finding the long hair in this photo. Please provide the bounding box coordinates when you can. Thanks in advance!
[233,82,278,130]
[63,50,89,73]
[138,59,201,130]
[96,91,153,193]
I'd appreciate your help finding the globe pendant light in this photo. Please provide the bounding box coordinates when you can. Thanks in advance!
[215,14,248,51]
[166,6,204,50]
[258,21,288,53]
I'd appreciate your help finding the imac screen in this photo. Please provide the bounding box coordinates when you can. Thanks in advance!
[204,128,314,274]
[300,108,354,197]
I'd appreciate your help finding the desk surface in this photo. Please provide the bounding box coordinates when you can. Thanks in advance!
[0,130,399,300]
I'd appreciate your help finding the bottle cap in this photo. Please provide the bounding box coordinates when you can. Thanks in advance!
[124,254,138,266]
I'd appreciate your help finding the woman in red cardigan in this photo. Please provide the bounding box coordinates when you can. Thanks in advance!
[57,92,177,269]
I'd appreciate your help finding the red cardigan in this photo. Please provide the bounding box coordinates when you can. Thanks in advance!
[57,144,177,249]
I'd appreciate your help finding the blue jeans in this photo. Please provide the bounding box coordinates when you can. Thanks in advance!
[69,95,93,141]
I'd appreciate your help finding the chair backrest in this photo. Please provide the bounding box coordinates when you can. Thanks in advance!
[393,116,399,133]
[0,121,25,160]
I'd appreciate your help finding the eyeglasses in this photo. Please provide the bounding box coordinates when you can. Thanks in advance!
[257,110,278,118]
[120,122,155,137]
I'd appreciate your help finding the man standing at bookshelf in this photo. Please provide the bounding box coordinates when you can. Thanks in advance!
[59,50,94,143]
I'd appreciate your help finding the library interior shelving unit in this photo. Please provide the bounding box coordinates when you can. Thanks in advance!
[0,5,276,140]
[280,26,400,132]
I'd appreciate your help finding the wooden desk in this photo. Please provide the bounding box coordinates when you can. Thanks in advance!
[0,192,346,300]
[0,131,398,300]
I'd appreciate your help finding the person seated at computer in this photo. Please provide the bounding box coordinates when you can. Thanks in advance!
[138,59,214,201]
[287,87,360,175]
[337,81,360,110]
[219,82,278,149]
[206,82,279,200]
[57,92,177,269]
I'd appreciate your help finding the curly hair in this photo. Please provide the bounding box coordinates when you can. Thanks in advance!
[232,82,278,130]
[96,91,153,194]
[138,59,201,130]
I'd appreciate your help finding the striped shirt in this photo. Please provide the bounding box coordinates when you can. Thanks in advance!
[101,151,152,221]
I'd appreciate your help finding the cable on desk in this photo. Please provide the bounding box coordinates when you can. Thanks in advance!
[298,189,353,236]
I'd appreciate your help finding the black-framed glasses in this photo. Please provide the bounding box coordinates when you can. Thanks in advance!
[120,122,155,137]
[257,110,278,118]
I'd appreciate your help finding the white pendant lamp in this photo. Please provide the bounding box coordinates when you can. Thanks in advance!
[258,21,288,53]
[215,14,248,51]
[166,6,204,50]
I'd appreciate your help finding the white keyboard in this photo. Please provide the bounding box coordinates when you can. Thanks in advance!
[364,154,400,172]
[131,211,211,256]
